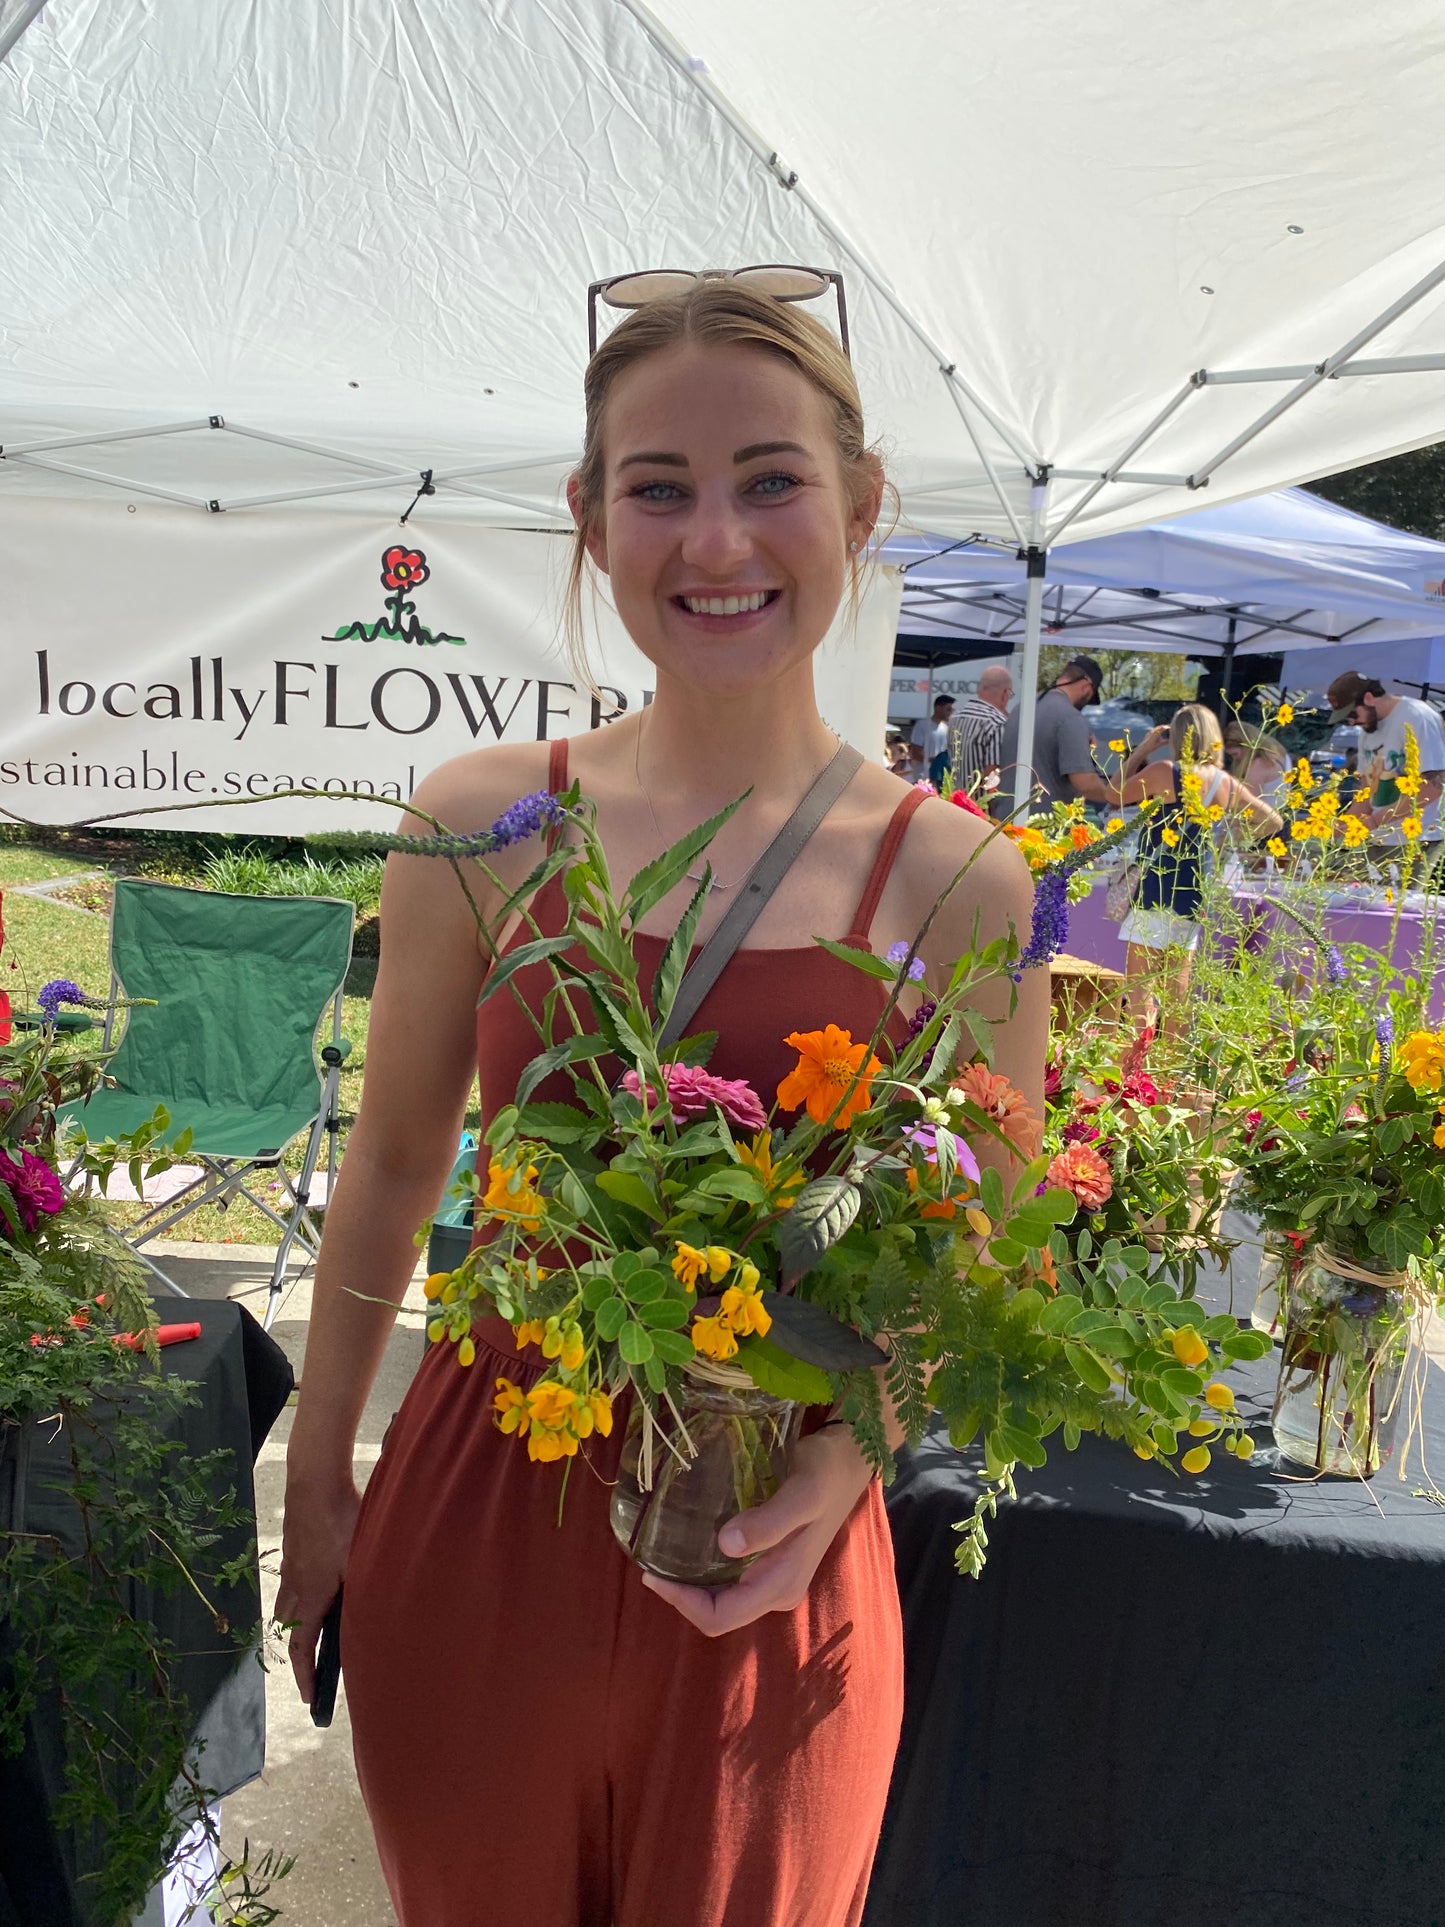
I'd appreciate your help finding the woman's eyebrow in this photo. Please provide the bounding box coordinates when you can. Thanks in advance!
[617,449,687,470]
[734,440,809,462]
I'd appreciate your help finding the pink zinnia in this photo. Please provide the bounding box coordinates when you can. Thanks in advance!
[0,1148,65,1233]
[622,1064,767,1133]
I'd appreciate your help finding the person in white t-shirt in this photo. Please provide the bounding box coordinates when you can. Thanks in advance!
[909,694,955,786]
[1328,671,1445,849]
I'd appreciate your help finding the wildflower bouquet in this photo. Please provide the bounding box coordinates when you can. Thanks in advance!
[1042,1026,1232,1293]
[419,786,1263,1572]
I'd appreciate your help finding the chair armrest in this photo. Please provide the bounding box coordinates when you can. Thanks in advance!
[320,1038,354,1067]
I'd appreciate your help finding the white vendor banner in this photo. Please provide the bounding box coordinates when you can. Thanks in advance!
[2,501,901,836]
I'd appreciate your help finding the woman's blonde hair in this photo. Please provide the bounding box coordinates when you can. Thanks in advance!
[1169,702,1225,767]
[1248,731,1291,773]
[562,280,887,684]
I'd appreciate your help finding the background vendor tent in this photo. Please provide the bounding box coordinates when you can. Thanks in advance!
[891,487,1445,678]
[4,2,1445,823]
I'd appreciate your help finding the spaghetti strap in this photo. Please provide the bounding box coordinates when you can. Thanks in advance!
[547,737,569,794]
[846,787,929,944]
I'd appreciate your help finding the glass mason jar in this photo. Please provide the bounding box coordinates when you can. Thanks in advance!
[1251,1233,1302,1339]
[610,1362,802,1587]
[1271,1246,1411,1477]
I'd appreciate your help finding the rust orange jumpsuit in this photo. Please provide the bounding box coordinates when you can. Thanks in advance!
[343,744,923,1926]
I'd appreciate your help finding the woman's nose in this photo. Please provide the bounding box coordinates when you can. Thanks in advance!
[680,492,753,573]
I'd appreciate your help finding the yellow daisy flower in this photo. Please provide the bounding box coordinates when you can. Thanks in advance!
[1275,701,1294,727]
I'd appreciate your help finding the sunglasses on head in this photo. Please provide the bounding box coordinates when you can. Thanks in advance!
[587,264,849,358]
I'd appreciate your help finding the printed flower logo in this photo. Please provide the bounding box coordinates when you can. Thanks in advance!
[381,546,430,593]
[325,545,465,647]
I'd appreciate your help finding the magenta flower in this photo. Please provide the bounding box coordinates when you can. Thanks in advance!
[622,1064,767,1133]
[0,1148,65,1233]
[905,1124,982,1187]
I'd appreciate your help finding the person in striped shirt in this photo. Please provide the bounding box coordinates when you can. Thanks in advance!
[950,664,1014,799]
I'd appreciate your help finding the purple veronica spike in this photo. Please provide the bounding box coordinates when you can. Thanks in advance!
[37,979,86,1019]
[489,791,568,847]
[1324,945,1347,987]
[1017,870,1070,972]
[1376,1012,1394,1047]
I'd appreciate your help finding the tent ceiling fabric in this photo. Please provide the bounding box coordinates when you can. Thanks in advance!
[891,488,1445,659]
[3,2,1445,542]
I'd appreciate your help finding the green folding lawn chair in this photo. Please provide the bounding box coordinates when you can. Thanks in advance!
[60,878,355,1329]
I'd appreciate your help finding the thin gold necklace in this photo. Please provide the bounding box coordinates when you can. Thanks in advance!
[632,720,841,894]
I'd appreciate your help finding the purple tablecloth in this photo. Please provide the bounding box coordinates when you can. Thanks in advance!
[1065,877,1445,1017]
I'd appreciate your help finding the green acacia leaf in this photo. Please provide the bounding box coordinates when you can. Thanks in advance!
[980,1166,1006,1221]
[644,1353,669,1392]
[624,1267,668,1304]
[651,1329,697,1364]
[618,1322,655,1364]
[1064,1342,1112,1392]
[640,1298,690,1328]
[778,1176,861,1282]
[581,1274,613,1310]
[595,1298,627,1341]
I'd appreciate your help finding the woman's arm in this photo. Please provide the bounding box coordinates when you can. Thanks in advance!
[277,744,549,1693]
[1121,723,1169,782]
[1222,771,1284,840]
[1119,757,1176,809]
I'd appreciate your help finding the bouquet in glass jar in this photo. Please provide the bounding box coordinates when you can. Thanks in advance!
[1227,972,1445,1475]
[416,785,1261,1578]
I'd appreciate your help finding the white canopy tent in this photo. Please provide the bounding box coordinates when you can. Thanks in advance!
[4,2,1445,815]
[890,488,1445,694]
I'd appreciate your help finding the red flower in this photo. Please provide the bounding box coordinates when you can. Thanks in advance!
[381,546,429,593]
[1043,1060,1064,1101]
[1047,1142,1114,1209]
[1062,1118,1102,1145]
[0,1148,65,1233]
[950,790,989,820]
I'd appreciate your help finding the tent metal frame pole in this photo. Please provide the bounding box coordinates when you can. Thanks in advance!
[941,381,1029,548]
[1187,255,1445,487]
[1045,379,1201,544]
[613,0,1041,535]
[1,419,217,456]
[1201,352,1445,385]
[1010,478,1052,818]
[0,0,46,66]
[0,452,210,509]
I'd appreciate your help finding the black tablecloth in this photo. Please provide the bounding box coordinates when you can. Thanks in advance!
[0,1296,292,1927]
[868,1343,1445,1927]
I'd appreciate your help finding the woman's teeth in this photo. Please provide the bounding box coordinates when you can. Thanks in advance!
[680,591,773,616]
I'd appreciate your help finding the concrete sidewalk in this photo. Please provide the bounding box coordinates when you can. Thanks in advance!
[149,1240,421,1927]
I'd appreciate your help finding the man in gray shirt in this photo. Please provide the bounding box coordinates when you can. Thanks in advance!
[997,655,1114,812]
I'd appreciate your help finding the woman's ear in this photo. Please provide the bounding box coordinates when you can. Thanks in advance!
[848,453,887,555]
[566,472,610,577]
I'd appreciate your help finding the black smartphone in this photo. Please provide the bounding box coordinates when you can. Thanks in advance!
[310,1588,343,1728]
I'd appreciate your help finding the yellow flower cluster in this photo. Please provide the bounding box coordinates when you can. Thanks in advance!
[1399,1028,1445,1093]
[1399,725,1422,802]
[736,1130,804,1204]
[493,1375,614,1461]
[514,1314,585,1371]
[483,1155,544,1233]
[676,1242,770,1360]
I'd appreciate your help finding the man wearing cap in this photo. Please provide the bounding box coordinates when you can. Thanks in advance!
[997,655,1117,811]
[1328,672,1445,854]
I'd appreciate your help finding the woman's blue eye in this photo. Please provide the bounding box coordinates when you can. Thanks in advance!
[751,471,801,497]
[630,480,684,503]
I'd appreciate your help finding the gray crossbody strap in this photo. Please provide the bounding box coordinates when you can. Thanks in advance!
[658,742,864,1051]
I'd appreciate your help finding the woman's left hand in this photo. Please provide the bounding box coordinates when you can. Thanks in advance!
[641,1427,874,1636]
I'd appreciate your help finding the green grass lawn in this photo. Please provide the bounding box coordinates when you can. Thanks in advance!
[3,842,386,1245]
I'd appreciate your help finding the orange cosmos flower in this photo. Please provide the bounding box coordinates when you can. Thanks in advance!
[776,1024,882,1128]
[950,1063,1042,1155]
[1046,1142,1114,1209]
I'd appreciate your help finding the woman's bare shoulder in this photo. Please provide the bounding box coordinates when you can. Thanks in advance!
[896,793,1035,940]
[402,738,558,837]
